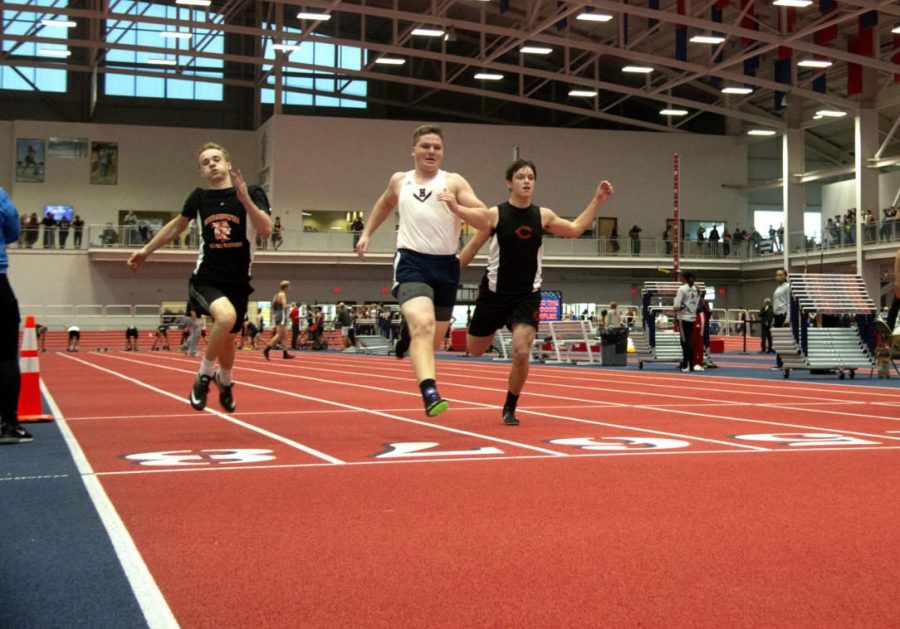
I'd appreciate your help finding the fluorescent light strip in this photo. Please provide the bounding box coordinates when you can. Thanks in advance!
[773,0,812,6]
[576,12,614,22]
[747,129,777,136]
[272,43,301,51]
[40,18,77,28]
[147,57,177,66]
[622,65,653,74]
[175,0,211,6]
[411,28,445,37]
[37,48,71,58]
[660,108,688,116]
[520,46,553,54]
[690,35,726,44]
[296,12,331,21]
[722,86,753,95]
[893,25,900,34]
[474,72,504,80]
[815,110,846,118]
[160,31,192,40]
[374,57,406,65]
[569,89,598,97]
[797,59,832,68]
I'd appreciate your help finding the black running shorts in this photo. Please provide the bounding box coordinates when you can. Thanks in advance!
[467,288,541,338]
[188,279,253,334]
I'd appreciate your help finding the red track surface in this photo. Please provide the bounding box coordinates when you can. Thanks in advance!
[41,351,900,627]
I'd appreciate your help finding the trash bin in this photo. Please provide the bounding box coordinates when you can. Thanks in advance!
[600,326,629,366]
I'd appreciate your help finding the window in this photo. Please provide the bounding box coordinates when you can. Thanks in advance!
[1,0,68,92]
[261,25,366,109]
[104,1,223,101]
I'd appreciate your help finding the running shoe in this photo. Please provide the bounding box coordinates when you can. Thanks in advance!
[395,319,410,360]
[190,373,212,411]
[692,364,705,372]
[214,370,236,413]
[263,346,271,361]
[423,387,448,417]
[0,423,33,444]
[502,408,520,426]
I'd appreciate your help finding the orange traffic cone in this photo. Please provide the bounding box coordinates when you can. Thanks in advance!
[17,315,53,422]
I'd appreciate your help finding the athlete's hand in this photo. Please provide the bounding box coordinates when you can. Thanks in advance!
[438,189,459,214]
[231,169,251,204]
[127,249,147,271]
[356,233,370,260]
[595,180,614,203]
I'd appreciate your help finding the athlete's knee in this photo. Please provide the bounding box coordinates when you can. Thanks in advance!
[510,343,531,363]
[408,318,435,339]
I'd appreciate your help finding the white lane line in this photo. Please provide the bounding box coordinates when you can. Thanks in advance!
[61,354,345,465]
[41,380,181,629]
[84,353,567,458]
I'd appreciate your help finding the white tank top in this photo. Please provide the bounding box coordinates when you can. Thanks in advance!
[396,170,461,256]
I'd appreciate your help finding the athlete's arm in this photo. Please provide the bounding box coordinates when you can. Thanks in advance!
[542,180,614,238]
[357,172,402,259]
[127,215,191,271]
[458,208,498,271]
[232,169,273,239]
[439,174,491,231]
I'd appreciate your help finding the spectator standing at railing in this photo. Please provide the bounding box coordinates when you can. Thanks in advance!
[459,158,614,425]
[24,212,39,248]
[662,225,672,255]
[271,216,283,250]
[722,227,732,256]
[609,225,620,254]
[41,212,56,249]
[709,226,720,257]
[628,224,642,255]
[351,216,365,251]
[768,226,777,251]
[127,141,272,413]
[72,214,84,249]
[355,124,490,418]
[0,187,33,444]
[58,215,71,249]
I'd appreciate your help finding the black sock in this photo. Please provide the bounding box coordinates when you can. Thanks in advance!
[504,391,519,413]
[419,378,438,399]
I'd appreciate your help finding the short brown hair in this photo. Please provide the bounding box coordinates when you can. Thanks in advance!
[197,142,230,165]
[412,124,443,145]
[279,280,290,290]
[505,159,537,181]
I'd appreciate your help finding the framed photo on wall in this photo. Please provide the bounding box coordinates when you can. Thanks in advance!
[90,141,118,185]
[16,138,45,183]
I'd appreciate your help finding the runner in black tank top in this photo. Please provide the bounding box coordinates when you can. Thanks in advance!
[460,159,615,426]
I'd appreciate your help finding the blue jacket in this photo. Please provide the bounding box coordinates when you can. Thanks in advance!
[0,187,21,274]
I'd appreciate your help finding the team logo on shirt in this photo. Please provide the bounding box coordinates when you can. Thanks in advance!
[212,220,232,243]
[413,188,433,203]
[515,225,533,239]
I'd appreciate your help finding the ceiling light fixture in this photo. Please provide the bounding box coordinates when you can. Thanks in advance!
[40,18,77,28]
[411,28,445,37]
[37,48,71,58]
[773,0,813,6]
[747,129,777,136]
[690,34,726,44]
[892,25,900,34]
[474,72,504,80]
[374,57,406,65]
[272,43,301,51]
[576,12,614,22]
[520,46,553,54]
[175,0,212,6]
[622,65,654,73]
[160,31,192,40]
[296,11,331,20]
[147,57,177,66]
[797,59,833,68]
[815,109,846,118]
[660,108,689,116]
[722,86,753,95]
[569,89,598,97]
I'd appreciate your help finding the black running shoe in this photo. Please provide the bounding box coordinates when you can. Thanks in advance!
[214,371,236,413]
[263,346,271,361]
[283,351,295,360]
[502,408,520,426]
[395,319,410,360]
[190,373,212,411]
[0,423,33,444]
[425,396,449,417]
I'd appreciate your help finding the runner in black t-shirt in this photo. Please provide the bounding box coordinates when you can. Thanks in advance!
[127,142,273,412]
[459,159,614,425]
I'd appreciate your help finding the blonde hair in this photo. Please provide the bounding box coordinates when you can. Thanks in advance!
[197,142,230,165]
[280,280,290,290]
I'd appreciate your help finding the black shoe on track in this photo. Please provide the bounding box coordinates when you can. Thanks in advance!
[190,373,212,411]
[214,371,236,413]
[263,346,271,361]
[0,423,33,444]
[395,319,410,359]
[502,407,520,426]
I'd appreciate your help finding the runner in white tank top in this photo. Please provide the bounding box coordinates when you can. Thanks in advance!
[355,125,489,418]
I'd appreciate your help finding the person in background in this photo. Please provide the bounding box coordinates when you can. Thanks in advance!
[125,324,139,351]
[67,324,81,352]
[263,281,294,360]
[772,268,790,369]
[271,216,283,250]
[72,214,85,249]
[58,215,71,249]
[0,187,32,444]
[289,302,301,350]
[41,211,56,249]
[759,297,774,354]
[673,270,702,372]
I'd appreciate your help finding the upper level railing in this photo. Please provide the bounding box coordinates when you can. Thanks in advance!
[12,221,900,259]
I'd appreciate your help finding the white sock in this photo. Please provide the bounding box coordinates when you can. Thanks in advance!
[218,368,233,386]
[199,358,215,377]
